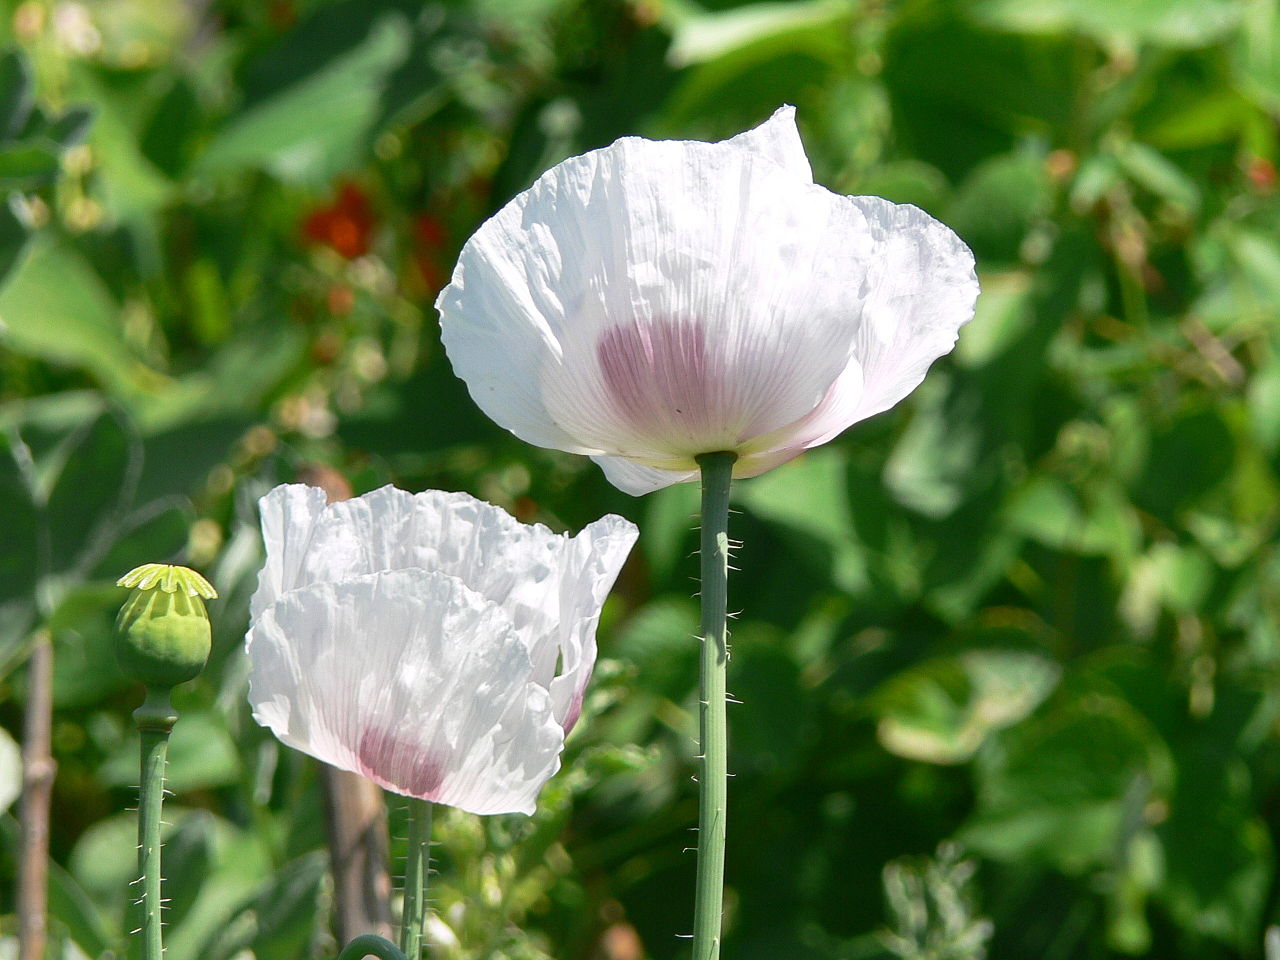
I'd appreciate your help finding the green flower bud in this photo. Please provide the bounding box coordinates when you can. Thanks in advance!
[115,564,218,689]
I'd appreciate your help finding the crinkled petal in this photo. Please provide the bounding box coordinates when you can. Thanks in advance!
[246,568,564,816]
[437,110,879,475]
[250,484,637,727]
[765,198,978,450]
[250,483,329,621]
[546,513,639,729]
[724,104,812,181]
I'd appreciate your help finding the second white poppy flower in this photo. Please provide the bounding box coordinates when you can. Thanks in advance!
[245,484,638,816]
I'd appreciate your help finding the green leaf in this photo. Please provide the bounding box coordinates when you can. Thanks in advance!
[50,584,129,708]
[0,240,152,396]
[882,11,1076,177]
[871,650,1060,764]
[971,0,1243,48]
[1113,140,1200,217]
[640,480,699,585]
[43,105,94,150]
[1147,542,1215,615]
[954,271,1035,368]
[884,375,983,520]
[165,816,272,960]
[0,143,60,188]
[64,64,175,218]
[100,709,240,792]
[201,853,328,960]
[1005,475,1140,557]
[662,0,851,133]
[947,150,1052,264]
[735,448,868,592]
[851,159,949,211]
[90,500,190,583]
[0,49,35,142]
[611,597,699,697]
[665,0,852,67]
[1233,0,1280,111]
[1248,358,1280,455]
[70,809,271,955]
[0,428,40,603]
[730,637,808,775]
[1134,408,1234,523]
[1158,755,1272,948]
[133,416,248,506]
[44,408,140,577]
[197,11,412,184]
[0,193,31,285]
[961,693,1170,874]
[48,860,120,959]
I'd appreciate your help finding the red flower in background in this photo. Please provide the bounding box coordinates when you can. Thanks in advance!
[302,183,375,259]
[1247,156,1276,195]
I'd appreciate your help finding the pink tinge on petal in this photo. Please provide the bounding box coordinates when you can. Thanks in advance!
[597,317,713,444]
[562,684,587,734]
[358,726,446,799]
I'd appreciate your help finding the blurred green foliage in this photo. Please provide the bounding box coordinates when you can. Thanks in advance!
[1,0,1279,958]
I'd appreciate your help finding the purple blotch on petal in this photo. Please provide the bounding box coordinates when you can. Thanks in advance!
[597,317,714,438]
[358,726,446,799]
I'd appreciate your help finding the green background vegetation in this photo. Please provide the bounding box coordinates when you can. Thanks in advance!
[2,0,1280,957]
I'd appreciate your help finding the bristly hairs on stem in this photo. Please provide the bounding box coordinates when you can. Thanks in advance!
[691,450,736,960]
[398,797,434,958]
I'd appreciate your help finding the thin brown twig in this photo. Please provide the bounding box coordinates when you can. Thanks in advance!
[321,765,394,942]
[18,629,55,960]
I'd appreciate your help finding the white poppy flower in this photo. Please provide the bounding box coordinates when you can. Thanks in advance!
[245,484,638,816]
[436,105,979,495]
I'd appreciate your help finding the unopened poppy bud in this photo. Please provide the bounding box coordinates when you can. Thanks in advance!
[115,564,218,689]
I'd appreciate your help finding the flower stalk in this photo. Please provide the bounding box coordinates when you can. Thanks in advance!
[693,451,736,960]
[399,797,433,958]
[134,689,178,960]
[114,563,217,960]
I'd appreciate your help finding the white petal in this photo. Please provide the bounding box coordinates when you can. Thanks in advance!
[813,198,977,440]
[733,198,977,461]
[591,455,697,496]
[246,569,564,816]
[252,484,637,728]
[437,118,879,476]
[544,513,639,730]
[724,104,812,181]
[249,484,329,622]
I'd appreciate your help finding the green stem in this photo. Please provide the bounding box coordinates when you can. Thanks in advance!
[134,687,178,960]
[338,934,411,960]
[693,451,736,960]
[399,797,433,958]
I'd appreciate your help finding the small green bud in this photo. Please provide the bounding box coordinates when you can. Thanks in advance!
[115,564,218,689]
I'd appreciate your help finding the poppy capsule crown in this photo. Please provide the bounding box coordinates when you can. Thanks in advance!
[115,564,218,689]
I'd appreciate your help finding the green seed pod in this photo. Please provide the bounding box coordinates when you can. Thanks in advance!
[115,564,218,689]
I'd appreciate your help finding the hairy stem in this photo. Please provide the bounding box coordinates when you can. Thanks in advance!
[399,797,433,958]
[135,688,178,960]
[693,451,736,960]
[18,630,54,960]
